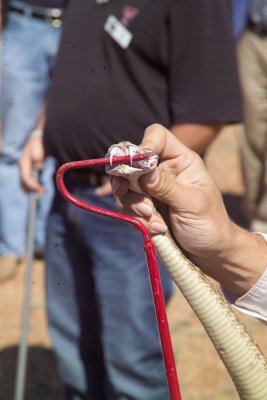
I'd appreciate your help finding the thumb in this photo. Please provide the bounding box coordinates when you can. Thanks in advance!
[140,167,178,206]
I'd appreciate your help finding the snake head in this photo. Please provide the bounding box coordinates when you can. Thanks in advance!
[105,142,158,177]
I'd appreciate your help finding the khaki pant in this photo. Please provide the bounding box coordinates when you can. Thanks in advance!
[238,30,267,232]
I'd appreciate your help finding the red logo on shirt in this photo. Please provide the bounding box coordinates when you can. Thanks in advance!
[121,6,139,26]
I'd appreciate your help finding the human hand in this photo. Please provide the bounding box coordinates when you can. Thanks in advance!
[112,124,234,264]
[19,135,45,193]
[111,124,267,296]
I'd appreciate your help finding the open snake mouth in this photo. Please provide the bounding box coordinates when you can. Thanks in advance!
[105,141,158,175]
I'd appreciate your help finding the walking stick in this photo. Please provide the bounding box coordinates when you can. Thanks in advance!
[14,170,39,400]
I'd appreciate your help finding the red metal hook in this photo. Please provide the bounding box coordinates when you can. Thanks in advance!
[56,153,182,400]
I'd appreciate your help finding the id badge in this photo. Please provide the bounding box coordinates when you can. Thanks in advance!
[104,15,133,49]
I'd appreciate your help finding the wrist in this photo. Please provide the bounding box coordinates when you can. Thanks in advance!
[191,222,267,299]
[217,225,267,298]
[30,128,43,138]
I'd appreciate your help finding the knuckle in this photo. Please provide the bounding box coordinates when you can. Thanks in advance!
[145,123,164,136]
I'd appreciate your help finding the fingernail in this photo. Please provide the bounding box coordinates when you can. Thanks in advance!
[134,202,153,217]
[150,222,168,234]
[141,147,153,154]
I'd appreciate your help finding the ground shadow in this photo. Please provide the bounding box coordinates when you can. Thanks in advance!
[0,345,63,400]
[222,193,249,229]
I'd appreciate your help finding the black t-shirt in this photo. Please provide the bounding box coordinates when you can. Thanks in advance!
[45,0,242,164]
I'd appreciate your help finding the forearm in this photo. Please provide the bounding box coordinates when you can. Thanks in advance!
[170,123,222,155]
[19,106,46,192]
[193,224,267,299]
[31,106,46,136]
[36,106,46,129]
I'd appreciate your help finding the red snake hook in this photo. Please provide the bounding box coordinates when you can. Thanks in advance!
[56,153,182,400]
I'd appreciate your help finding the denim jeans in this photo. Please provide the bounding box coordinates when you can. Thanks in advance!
[0,9,62,257]
[46,180,173,400]
[231,0,250,39]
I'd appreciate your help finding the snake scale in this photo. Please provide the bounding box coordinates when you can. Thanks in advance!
[106,142,267,400]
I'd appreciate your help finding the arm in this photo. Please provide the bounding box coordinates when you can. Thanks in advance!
[19,107,46,193]
[169,1,242,149]
[170,123,222,155]
[32,106,46,134]
[223,257,267,323]
[111,124,267,316]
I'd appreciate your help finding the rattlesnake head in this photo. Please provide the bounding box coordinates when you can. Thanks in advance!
[105,141,158,194]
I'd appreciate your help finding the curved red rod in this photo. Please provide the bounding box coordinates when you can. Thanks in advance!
[56,153,182,400]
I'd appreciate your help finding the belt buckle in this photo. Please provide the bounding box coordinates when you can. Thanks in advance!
[45,8,62,28]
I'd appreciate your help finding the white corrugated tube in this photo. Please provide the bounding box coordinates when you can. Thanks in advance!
[152,231,267,400]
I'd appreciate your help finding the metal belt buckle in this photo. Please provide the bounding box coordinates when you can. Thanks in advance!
[45,8,63,28]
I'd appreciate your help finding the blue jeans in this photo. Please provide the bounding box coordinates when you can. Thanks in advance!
[0,9,62,257]
[231,0,250,40]
[46,180,173,400]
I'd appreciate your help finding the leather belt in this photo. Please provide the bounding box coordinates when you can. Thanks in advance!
[67,171,109,187]
[8,1,64,28]
[247,19,267,37]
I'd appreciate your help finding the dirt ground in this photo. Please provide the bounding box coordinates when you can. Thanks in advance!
[1,125,267,400]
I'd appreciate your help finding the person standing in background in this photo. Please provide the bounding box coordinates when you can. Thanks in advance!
[234,0,267,233]
[0,0,67,281]
[20,1,242,399]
